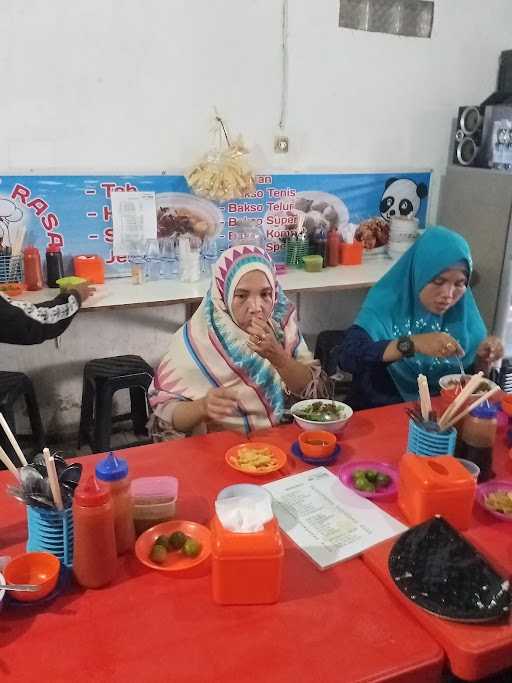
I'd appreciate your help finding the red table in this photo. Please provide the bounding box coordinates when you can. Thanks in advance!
[0,416,445,683]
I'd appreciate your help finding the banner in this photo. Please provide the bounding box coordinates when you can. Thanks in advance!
[0,171,431,277]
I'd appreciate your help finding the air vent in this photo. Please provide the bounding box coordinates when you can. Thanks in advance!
[339,0,434,38]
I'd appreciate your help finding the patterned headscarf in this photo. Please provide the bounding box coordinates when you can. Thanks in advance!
[149,245,314,431]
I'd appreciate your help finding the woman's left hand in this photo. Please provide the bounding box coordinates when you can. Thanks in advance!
[476,335,504,363]
[247,317,286,367]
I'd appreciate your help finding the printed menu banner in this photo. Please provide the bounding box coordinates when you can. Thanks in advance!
[0,171,430,277]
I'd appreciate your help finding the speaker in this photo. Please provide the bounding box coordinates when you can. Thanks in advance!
[452,105,484,167]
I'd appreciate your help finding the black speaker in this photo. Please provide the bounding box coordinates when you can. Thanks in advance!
[452,105,484,166]
[498,50,512,94]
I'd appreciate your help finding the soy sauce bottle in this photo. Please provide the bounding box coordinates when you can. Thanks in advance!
[46,245,64,288]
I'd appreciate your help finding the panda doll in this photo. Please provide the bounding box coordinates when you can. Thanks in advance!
[379,178,428,222]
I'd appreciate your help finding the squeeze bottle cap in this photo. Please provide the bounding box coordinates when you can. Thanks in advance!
[74,476,111,507]
[95,452,129,482]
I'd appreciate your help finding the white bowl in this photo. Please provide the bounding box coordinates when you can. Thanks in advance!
[439,374,499,395]
[290,399,353,433]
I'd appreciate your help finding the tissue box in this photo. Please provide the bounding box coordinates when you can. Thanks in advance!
[398,453,476,530]
[210,514,284,605]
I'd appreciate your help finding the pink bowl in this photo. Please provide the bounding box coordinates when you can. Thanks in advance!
[476,480,512,522]
[338,460,398,500]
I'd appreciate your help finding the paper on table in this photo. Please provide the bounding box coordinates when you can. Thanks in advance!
[263,467,406,570]
[111,191,157,256]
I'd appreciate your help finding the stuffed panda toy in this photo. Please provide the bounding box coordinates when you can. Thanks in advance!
[379,178,428,222]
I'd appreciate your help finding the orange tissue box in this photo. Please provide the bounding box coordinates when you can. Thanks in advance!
[73,255,105,284]
[210,514,284,605]
[339,241,363,265]
[398,454,476,530]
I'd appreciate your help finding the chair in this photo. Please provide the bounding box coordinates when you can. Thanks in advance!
[314,330,347,377]
[78,355,154,454]
[0,371,45,462]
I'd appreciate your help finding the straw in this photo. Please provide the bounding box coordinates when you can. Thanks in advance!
[438,371,484,429]
[417,374,431,421]
[0,445,20,480]
[0,413,28,466]
[440,385,501,431]
[43,447,64,511]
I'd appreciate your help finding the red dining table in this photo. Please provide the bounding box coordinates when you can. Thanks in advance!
[0,401,507,683]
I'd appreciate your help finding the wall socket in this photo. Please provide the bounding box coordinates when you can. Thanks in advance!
[274,135,289,153]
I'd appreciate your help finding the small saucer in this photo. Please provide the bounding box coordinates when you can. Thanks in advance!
[291,441,340,466]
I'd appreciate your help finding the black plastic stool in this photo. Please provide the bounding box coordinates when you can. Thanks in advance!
[78,355,154,454]
[0,371,45,462]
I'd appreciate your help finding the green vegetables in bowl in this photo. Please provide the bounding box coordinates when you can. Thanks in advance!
[294,401,345,422]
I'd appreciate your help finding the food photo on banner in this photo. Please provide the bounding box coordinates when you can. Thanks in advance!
[0,171,430,279]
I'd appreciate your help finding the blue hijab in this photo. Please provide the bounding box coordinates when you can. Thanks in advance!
[354,226,487,401]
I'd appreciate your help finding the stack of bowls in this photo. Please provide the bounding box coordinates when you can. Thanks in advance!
[26,506,74,568]
[387,216,418,259]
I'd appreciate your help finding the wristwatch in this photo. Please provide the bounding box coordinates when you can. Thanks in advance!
[397,336,415,358]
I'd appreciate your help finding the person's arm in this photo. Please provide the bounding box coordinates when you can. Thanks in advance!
[338,325,391,374]
[172,387,239,433]
[0,290,81,345]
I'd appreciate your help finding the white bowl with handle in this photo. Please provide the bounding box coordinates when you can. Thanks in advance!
[290,399,353,433]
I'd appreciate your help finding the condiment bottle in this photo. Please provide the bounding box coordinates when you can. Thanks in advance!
[23,245,43,291]
[95,452,135,554]
[45,244,64,287]
[327,228,340,267]
[73,476,117,588]
[456,404,498,482]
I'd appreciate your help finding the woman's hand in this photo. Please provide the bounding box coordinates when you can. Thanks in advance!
[247,317,286,368]
[201,387,239,422]
[476,336,504,364]
[412,332,464,358]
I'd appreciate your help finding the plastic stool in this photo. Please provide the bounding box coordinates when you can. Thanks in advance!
[0,371,45,462]
[78,355,154,453]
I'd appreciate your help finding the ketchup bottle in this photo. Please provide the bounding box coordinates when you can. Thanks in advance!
[73,476,117,588]
[23,245,43,291]
[327,228,340,267]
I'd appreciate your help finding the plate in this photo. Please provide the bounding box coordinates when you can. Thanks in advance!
[155,192,223,242]
[389,517,511,622]
[135,520,211,573]
[476,480,512,522]
[290,441,340,466]
[338,460,398,499]
[225,442,287,476]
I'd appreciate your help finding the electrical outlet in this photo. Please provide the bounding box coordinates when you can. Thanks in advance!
[274,135,289,153]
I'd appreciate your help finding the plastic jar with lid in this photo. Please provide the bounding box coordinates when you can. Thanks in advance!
[73,476,117,588]
[95,452,135,554]
[456,403,498,482]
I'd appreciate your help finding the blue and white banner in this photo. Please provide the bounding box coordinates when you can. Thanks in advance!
[0,171,430,277]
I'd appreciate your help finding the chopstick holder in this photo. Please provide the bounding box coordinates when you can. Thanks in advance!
[43,447,64,511]
[0,412,28,466]
[438,372,484,429]
[440,385,501,431]
[0,445,20,480]
[417,374,431,421]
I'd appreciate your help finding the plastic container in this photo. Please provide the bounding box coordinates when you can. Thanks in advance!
[298,430,337,458]
[72,476,117,588]
[26,505,74,568]
[45,245,64,288]
[3,552,60,603]
[131,476,178,536]
[339,241,363,265]
[327,228,340,266]
[73,255,105,284]
[456,404,497,482]
[398,453,476,530]
[407,419,457,456]
[302,254,323,273]
[95,452,135,555]
[23,245,43,291]
[210,514,284,605]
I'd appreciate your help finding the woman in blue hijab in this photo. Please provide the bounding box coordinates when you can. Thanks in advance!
[338,226,503,408]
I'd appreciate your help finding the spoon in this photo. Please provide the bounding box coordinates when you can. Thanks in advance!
[0,583,40,592]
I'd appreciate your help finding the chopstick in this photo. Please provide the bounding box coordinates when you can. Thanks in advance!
[440,385,501,431]
[43,447,64,511]
[438,372,484,429]
[0,445,20,480]
[417,374,431,421]
[0,413,28,466]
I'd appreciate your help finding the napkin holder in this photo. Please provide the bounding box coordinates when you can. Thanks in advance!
[210,514,284,605]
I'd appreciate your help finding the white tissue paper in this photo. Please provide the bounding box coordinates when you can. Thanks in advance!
[340,222,357,244]
[215,495,273,533]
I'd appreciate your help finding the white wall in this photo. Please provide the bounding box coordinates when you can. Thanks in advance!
[2,0,512,434]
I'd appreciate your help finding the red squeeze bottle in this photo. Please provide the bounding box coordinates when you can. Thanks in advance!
[73,476,117,588]
[327,228,340,267]
[23,245,43,290]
